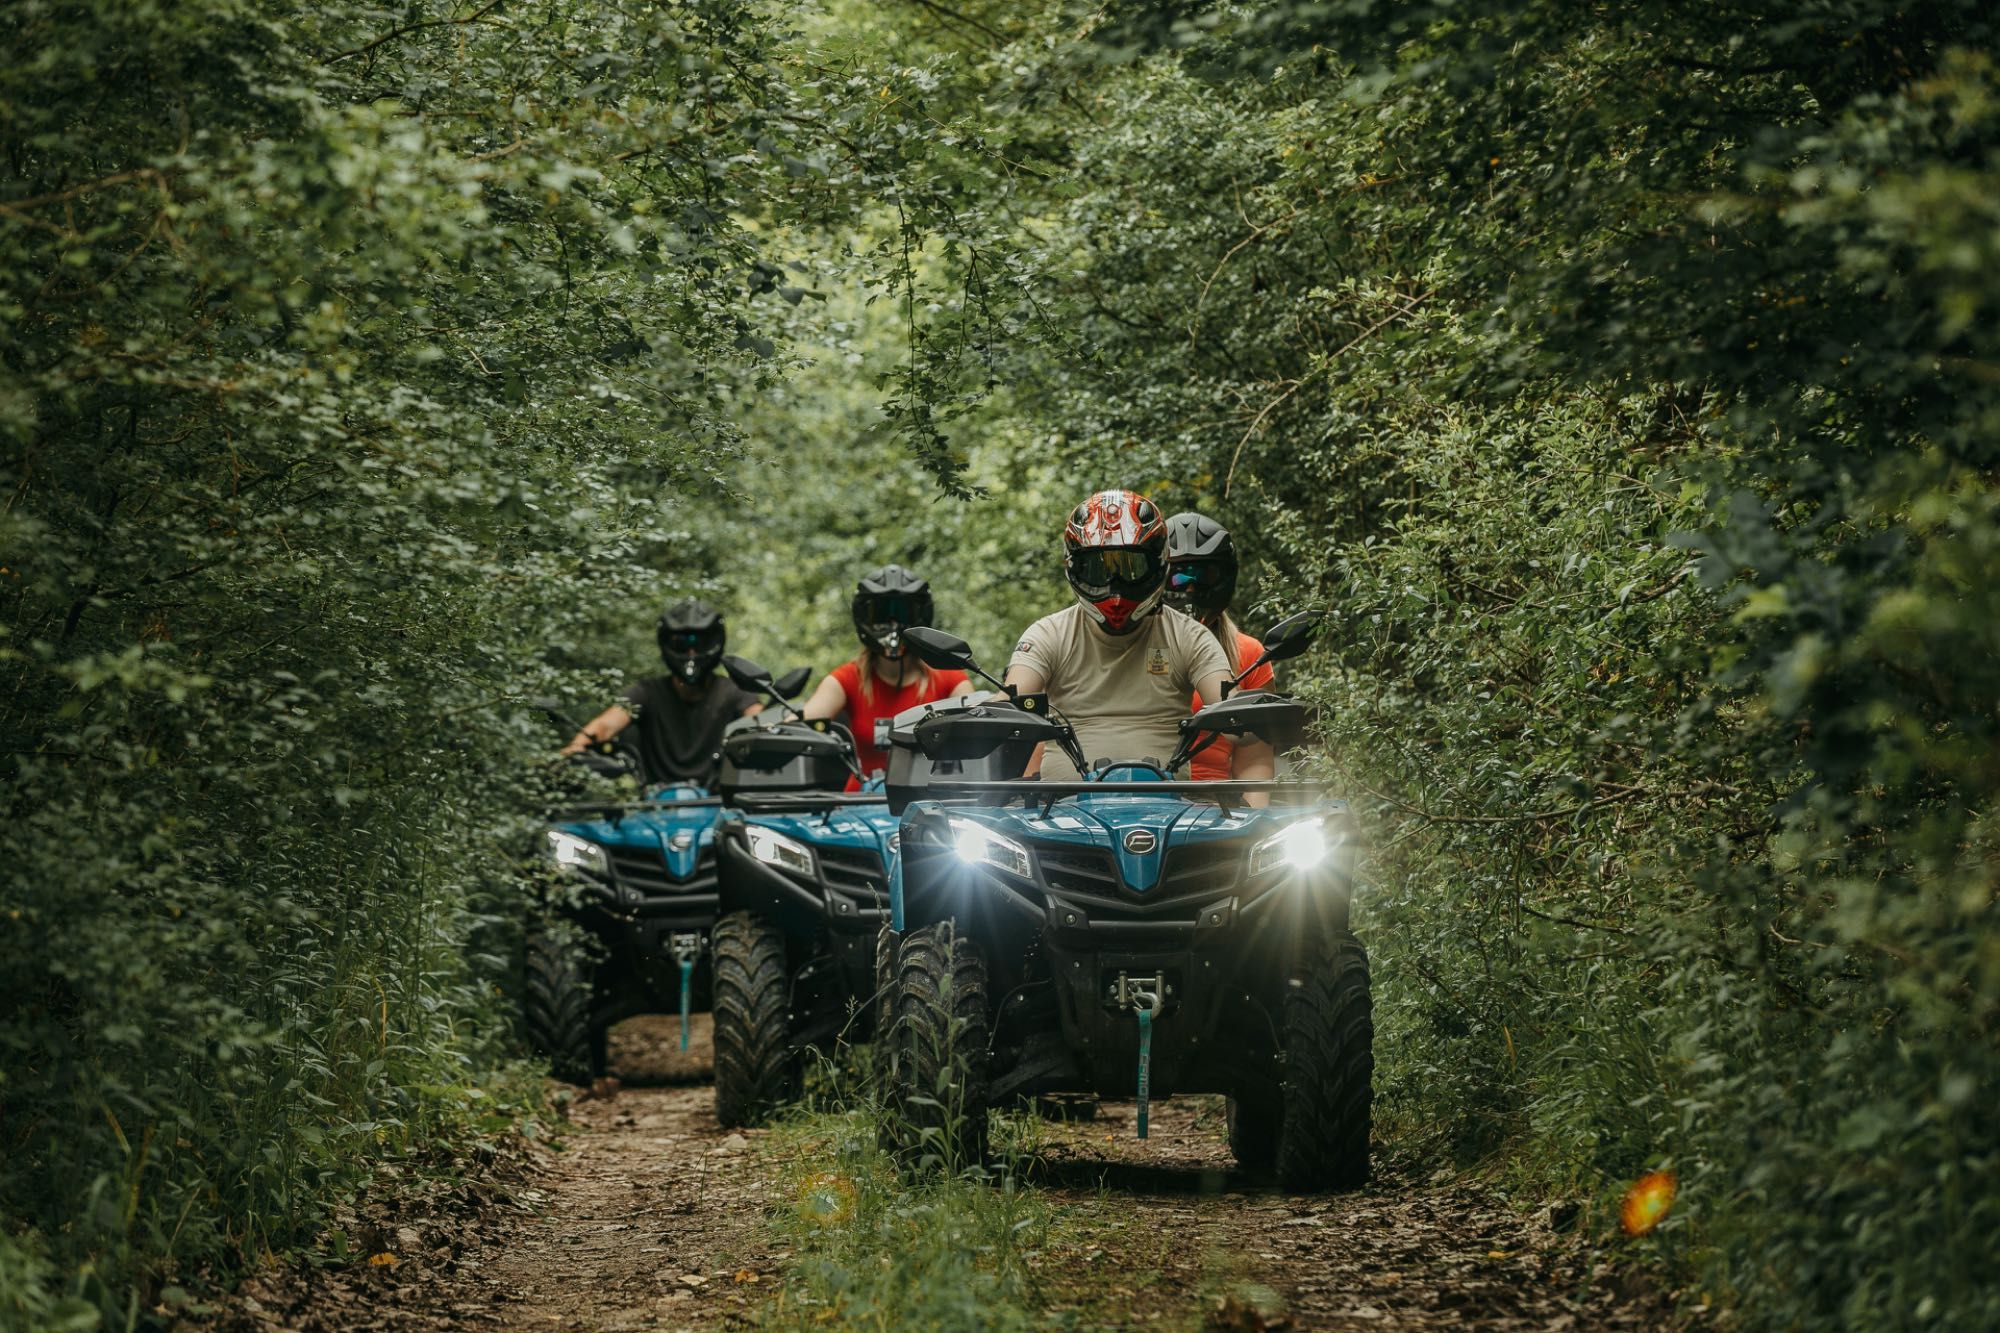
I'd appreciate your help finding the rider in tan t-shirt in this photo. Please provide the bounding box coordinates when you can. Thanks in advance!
[1004,490,1275,790]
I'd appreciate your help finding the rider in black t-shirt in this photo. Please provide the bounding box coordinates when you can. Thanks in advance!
[560,599,761,787]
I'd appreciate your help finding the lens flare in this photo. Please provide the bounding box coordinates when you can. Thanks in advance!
[796,1172,857,1227]
[1620,1169,1677,1236]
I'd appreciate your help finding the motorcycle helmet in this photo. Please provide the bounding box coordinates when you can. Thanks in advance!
[851,564,934,659]
[1062,489,1168,634]
[656,597,726,684]
[1163,511,1238,620]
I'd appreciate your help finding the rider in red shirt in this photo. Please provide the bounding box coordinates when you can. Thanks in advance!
[1165,513,1274,782]
[801,565,971,788]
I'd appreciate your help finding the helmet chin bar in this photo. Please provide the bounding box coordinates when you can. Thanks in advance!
[866,624,907,658]
[1080,589,1161,633]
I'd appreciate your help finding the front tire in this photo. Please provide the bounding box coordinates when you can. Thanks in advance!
[1274,936,1373,1190]
[884,922,990,1173]
[712,911,797,1128]
[1226,1094,1279,1169]
[524,928,600,1086]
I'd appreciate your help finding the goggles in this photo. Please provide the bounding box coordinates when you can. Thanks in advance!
[1167,563,1228,592]
[1068,546,1163,597]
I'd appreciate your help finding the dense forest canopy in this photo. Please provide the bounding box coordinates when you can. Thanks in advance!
[5,0,1998,1326]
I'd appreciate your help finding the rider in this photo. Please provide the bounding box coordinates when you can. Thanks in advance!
[1004,489,1275,790]
[801,564,973,788]
[1164,512,1275,782]
[561,597,762,787]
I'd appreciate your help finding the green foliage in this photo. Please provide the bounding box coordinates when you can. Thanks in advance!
[8,0,1999,1324]
[842,0,2000,1323]
[0,0,877,1318]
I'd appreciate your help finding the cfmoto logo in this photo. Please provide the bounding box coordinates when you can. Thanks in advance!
[1123,829,1158,854]
[668,832,695,851]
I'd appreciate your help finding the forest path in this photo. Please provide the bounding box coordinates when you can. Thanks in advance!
[1020,1098,1672,1329]
[210,1016,1679,1330]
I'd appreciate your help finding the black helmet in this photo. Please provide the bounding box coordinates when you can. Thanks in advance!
[851,565,934,659]
[657,597,726,684]
[1163,512,1237,618]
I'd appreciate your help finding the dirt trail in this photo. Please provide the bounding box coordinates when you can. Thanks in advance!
[210,1016,777,1332]
[210,1019,1678,1330]
[1024,1099,1672,1329]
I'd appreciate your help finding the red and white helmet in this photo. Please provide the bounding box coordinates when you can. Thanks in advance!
[1062,489,1169,634]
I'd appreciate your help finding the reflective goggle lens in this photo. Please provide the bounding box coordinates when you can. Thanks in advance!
[1072,549,1159,586]
[1168,564,1225,590]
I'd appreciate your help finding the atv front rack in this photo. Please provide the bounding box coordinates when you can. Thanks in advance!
[726,791,891,814]
[552,795,725,824]
[922,777,1336,813]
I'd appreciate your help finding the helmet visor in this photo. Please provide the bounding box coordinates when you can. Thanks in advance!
[860,594,925,627]
[1068,546,1163,598]
[662,628,722,657]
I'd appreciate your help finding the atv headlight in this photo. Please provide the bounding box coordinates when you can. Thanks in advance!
[949,817,1031,878]
[744,825,815,877]
[1249,818,1330,877]
[546,829,608,876]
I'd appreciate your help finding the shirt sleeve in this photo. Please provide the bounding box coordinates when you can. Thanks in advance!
[1175,618,1233,694]
[620,679,650,710]
[1007,615,1060,683]
[733,684,762,715]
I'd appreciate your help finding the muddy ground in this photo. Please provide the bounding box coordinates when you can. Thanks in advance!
[201,1015,1686,1331]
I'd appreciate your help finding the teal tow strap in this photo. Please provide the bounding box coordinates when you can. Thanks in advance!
[888,847,905,932]
[678,953,695,1052]
[1135,1007,1154,1140]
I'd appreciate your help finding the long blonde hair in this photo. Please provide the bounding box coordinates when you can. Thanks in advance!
[1206,611,1244,673]
[850,644,941,704]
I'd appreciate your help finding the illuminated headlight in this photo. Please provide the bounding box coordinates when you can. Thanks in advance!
[948,817,1031,877]
[546,829,608,876]
[1249,818,1331,877]
[744,825,814,877]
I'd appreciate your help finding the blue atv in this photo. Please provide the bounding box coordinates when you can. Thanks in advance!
[707,656,902,1127]
[878,616,1371,1190]
[526,699,745,1083]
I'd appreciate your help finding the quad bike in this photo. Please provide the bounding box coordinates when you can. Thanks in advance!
[707,656,903,1127]
[877,615,1371,1190]
[524,700,734,1084]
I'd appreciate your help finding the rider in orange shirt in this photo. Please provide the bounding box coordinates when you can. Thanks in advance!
[1164,513,1274,782]
[799,564,973,788]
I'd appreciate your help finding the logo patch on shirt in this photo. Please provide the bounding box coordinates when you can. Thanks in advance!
[1147,647,1170,676]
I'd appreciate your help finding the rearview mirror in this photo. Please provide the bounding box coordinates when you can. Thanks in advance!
[1223,611,1324,696]
[1258,611,1322,665]
[723,654,776,696]
[772,666,811,701]
[904,626,977,673]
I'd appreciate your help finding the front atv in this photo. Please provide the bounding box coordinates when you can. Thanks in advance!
[707,656,902,1127]
[878,617,1372,1190]
[533,785,727,1082]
